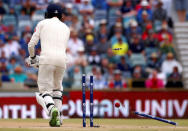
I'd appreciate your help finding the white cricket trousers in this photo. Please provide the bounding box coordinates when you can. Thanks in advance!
[38,64,66,94]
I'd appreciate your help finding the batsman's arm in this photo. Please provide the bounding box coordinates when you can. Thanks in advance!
[28,22,42,57]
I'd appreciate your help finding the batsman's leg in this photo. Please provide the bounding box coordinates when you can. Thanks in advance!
[35,92,49,115]
[38,65,60,127]
[52,66,66,125]
[53,89,63,125]
[53,90,63,112]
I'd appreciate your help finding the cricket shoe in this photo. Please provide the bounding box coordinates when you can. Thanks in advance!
[49,107,61,127]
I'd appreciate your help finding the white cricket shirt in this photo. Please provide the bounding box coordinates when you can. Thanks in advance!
[28,17,70,68]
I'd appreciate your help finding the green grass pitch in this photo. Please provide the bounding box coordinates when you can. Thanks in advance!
[0,119,187,131]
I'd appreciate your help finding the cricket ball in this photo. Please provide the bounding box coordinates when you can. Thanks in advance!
[115,102,120,108]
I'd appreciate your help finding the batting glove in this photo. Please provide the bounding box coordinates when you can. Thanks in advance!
[25,55,39,68]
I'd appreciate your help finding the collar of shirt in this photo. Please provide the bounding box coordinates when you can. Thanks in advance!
[51,17,59,20]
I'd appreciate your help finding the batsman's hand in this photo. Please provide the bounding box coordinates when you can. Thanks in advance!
[25,55,39,68]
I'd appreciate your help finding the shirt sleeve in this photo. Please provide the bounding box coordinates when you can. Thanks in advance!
[65,28,70,49]
[28,21,42,57]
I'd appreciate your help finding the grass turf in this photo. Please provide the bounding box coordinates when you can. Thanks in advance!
[0,119,187,131]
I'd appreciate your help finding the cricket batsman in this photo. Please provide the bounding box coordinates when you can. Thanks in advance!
[26,3,70,127]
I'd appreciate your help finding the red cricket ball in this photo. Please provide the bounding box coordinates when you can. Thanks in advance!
[115,102,120,108]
